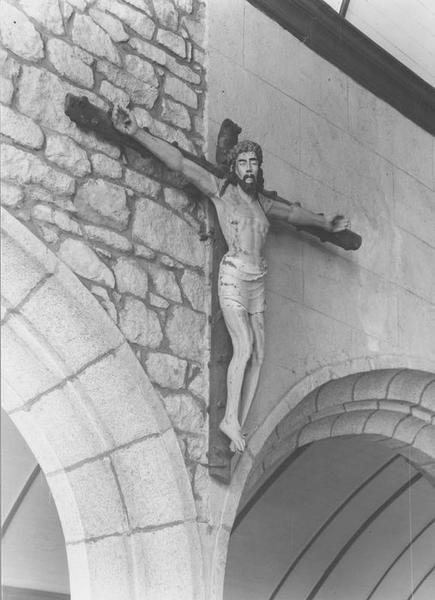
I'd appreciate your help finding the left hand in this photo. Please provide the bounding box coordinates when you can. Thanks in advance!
[326,214,351,232]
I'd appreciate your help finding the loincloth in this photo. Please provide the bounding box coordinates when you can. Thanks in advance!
[218,255,267,314]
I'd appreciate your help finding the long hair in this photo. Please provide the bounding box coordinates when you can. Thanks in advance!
[220,140,265,196]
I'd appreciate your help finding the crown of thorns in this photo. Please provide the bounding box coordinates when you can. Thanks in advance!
[227,140,263,167]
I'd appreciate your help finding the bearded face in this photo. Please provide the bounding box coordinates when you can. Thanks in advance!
[234,151,259,194]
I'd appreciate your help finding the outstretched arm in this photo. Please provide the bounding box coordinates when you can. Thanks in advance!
[268,197,350,232]
[112,105,219,197]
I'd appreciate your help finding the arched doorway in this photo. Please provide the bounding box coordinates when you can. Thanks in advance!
[1,408,70,598]
[1,210,204,600]
[213,365,435,600]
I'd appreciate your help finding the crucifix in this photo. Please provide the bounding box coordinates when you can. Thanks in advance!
[65,95,361,479]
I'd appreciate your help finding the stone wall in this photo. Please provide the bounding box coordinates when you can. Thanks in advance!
[0,0,211,511]
[207,0,435,430]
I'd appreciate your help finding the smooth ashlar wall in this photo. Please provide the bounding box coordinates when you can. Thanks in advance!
[206,0,435,429]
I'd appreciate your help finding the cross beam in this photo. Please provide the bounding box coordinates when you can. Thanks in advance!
[64,95,362,251]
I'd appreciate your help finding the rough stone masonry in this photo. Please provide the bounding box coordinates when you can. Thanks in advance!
[0,0,211,518]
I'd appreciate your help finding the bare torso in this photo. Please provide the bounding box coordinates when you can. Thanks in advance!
[213,183,270,273]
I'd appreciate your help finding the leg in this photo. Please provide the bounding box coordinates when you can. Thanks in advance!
[240,312,265,427]
[219,301,253,452]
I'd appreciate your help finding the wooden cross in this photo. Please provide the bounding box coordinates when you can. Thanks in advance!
[65,94,362,483]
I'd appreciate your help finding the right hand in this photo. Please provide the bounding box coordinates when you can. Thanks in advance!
[327,214,351,232]
[112,103,138,136]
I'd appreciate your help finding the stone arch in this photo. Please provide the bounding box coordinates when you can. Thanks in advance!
[210,359,435,600]
[1,209,204,600]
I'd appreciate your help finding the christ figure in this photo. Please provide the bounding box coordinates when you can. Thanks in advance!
[112,106,350,452]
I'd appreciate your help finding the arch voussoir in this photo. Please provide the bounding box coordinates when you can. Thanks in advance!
[332,409,377,437]
[414,425,435,459]
[352,368,406,400]
[256,368,435,492]
[298,414,338,446]
[315,372,361,411]
[387,370,435,403]
[363,409,408,438]
[420,380,435,411]
[1,212,203,600]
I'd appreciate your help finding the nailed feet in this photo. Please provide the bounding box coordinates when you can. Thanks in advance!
[219,418,246,453]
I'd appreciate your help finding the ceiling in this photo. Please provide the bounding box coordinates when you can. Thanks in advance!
[1,410,69,595]
[322,0,435,87]
[225,436,435,600]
